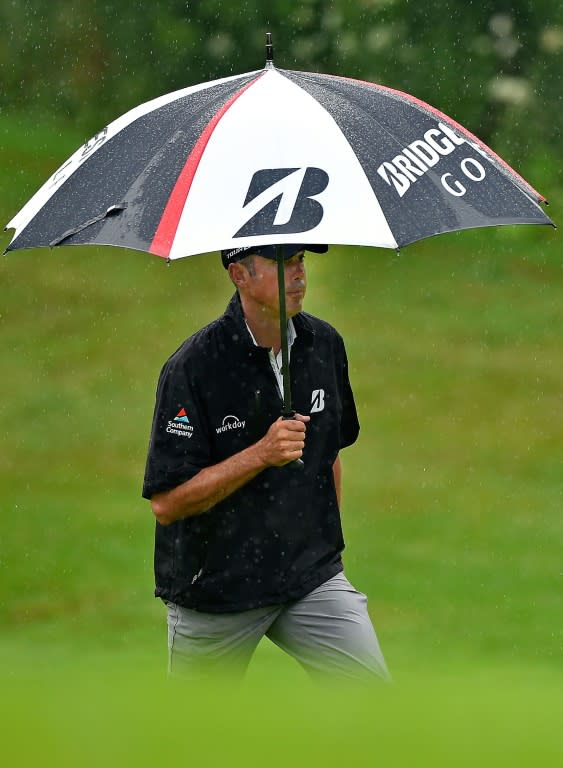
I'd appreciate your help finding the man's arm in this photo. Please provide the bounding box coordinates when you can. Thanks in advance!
[333,454,342,509]
[151,414,310,525]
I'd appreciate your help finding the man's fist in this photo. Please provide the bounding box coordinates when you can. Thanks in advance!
[255,414,311,467]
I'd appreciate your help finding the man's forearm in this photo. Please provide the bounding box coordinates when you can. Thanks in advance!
[151,443,268,525]
[150,414,309,525]
[333,454,341,508]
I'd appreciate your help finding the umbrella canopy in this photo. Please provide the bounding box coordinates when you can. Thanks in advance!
[4,45,555,430]
[4,62,554,259]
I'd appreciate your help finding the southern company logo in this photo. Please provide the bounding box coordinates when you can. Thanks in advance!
[166,407,194,438]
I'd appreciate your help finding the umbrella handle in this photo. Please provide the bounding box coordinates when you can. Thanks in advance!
[276,246,303,469]
[282,410,304,470]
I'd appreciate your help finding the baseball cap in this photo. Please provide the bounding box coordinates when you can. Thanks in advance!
[221,243,328,269]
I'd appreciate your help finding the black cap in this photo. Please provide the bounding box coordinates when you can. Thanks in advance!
[221,243,328,269]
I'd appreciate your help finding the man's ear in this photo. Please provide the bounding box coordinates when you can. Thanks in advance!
[228,262,247,288]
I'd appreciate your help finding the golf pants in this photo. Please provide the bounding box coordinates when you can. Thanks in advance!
[165,573,390,682]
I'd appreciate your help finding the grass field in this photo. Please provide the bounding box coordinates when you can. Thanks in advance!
[1,114,562,764]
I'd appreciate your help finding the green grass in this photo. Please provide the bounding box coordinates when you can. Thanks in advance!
[1,114,562,763]
[2,655,562,767]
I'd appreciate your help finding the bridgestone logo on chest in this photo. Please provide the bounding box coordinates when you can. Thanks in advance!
[311,389,325,413]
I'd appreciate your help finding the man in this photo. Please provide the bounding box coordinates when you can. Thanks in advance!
[142,243,389,682]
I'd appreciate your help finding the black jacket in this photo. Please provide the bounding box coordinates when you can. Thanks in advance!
[143,293,359,612]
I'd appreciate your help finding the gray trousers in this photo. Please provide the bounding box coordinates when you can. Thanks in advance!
[166,573,390,682]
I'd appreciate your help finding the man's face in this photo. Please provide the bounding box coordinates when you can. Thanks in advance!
[241,250,307,318]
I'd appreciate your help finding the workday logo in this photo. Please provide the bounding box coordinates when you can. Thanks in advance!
[310,389,325,414]
[216,414,246,434]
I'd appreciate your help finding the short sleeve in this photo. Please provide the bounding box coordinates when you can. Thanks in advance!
[142,354,211,499]
[337,334,360,449]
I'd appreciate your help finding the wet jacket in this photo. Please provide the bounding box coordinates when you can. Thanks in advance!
[142,293,359,612]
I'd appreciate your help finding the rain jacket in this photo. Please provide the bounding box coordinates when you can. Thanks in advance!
[143,293,359,612]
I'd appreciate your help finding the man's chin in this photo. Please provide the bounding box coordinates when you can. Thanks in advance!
[286,294,305,315]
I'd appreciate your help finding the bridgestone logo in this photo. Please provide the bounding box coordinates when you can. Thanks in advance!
[377,121,468,197]
[166,421,194,438]
[311,389,325,413]
[234,167,329,238]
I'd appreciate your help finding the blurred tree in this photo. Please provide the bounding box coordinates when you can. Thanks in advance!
[0,0,560,182]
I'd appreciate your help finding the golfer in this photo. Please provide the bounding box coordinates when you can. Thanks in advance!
[142,243,389,682]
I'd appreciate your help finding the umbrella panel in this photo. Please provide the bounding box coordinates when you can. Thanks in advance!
[5,68,553,260]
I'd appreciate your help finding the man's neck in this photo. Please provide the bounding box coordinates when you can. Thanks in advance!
[240,296,283,353]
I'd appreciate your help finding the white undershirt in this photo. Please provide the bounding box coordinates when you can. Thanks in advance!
[245,318,296,399]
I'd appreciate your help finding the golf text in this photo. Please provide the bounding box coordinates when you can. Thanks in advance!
[377,122,487,198]
[166,421,194,438]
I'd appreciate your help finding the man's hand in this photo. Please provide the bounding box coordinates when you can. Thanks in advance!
[255,414,311,467]
[151,413,311,525]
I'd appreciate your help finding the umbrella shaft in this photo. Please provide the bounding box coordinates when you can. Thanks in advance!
[276,245,292,415]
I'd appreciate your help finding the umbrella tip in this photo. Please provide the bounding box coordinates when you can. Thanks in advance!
[265,32,274,69]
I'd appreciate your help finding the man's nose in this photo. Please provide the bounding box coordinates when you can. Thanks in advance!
[288,259,305,277]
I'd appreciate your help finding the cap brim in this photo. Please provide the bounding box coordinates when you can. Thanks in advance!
[221,243,328,268]
[261,244,328,259]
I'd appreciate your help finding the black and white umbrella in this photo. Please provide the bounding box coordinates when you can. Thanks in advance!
[4,38,555,415]
[5,46,553,259]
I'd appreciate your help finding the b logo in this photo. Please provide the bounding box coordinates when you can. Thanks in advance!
[234,167,329,238]
[310,389,325,414]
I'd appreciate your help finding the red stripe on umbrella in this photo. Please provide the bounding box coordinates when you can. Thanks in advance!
[331,74,547,204]
[150,73,265,258]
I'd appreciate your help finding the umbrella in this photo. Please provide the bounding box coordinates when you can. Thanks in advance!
[4,34,555,419]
